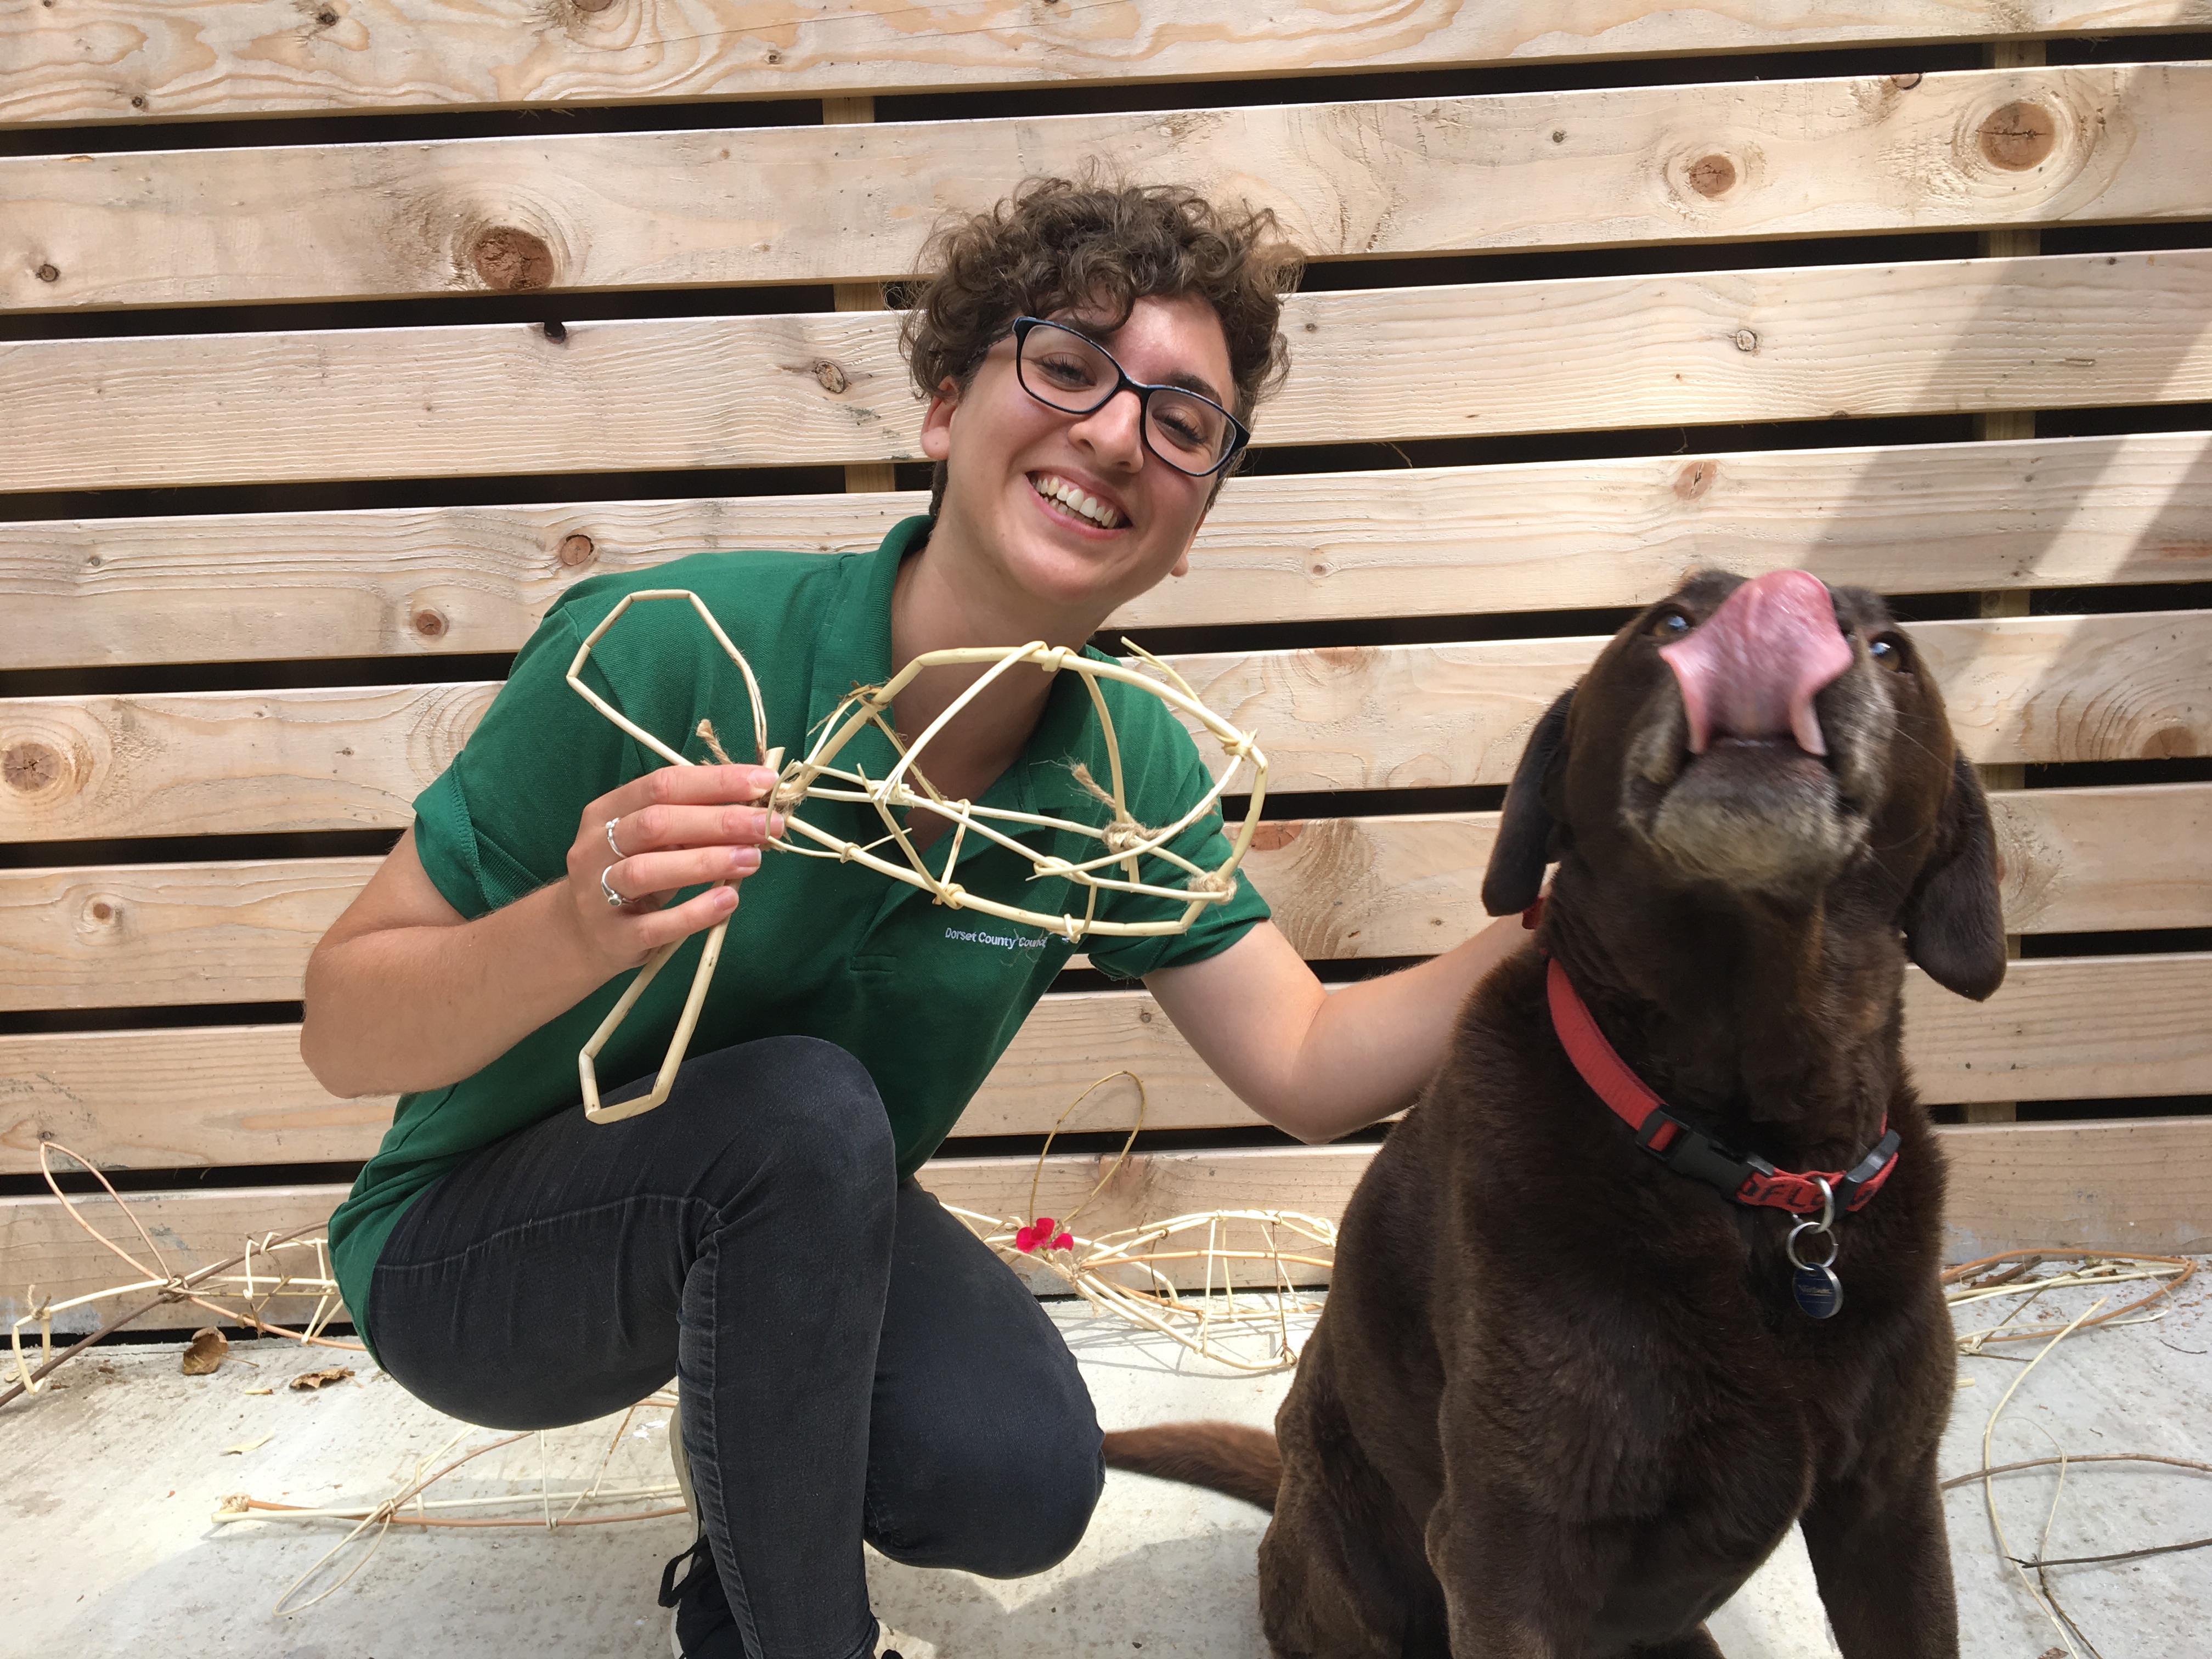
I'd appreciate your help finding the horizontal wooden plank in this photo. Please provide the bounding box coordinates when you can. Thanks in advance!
[4,951,2205,1177]
[8,250,2211,493]
[1902,950,2212,1104]
[0,857,375,1012]
[10,431,2210,671]
[1174,610,2212,790]
[0,1148,1373,1333]
[9,1111,2207,1333]
[16,64,2212,312]
[9,2,2208,129]
[5,612,2204,843]
[1937,1116,2212,1260]
[18,783,2185,1007]
[1990,782,2212,935]
[0,1182,355,1336]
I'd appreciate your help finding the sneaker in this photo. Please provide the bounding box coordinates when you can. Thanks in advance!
[874,1621,939,1659]
[661,1534,742,1659]
[662,1537,934,1659]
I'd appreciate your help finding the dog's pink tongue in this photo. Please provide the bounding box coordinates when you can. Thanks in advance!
[1659,571,1850,755]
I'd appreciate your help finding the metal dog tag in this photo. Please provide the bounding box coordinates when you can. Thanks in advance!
[1792,1263,1843,1319]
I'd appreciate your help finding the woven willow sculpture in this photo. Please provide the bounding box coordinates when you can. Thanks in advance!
[565,589,1269,1121]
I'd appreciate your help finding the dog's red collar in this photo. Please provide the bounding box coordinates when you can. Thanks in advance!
[1537,939,1901,1218]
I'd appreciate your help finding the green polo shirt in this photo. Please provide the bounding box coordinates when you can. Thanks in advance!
[326,516,1269,1356]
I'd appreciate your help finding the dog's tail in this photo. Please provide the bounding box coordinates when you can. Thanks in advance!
[1101,1421,1280,1512]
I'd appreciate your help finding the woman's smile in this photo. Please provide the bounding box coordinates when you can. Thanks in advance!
[1027,469,1129,532]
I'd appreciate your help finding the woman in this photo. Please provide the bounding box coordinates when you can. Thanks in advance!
[303,178,1527,1659]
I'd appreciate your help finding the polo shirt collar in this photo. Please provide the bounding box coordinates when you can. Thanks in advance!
[803,516,1105,833]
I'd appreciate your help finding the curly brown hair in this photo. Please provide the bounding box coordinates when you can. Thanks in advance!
[901,176,1303,512]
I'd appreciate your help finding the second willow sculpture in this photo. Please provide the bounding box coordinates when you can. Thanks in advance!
[563,589,1269,1122]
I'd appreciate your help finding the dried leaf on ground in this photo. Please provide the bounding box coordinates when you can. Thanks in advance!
[222,1433,274,1455]
[180,1327,228,1375]
[289,1366,356,1391]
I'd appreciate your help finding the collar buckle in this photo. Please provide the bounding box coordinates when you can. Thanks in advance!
[1631,1108,1774,1199]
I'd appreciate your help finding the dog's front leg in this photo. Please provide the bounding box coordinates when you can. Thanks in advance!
[1424,1473,1621,1658]
[1799,1451,1959,1659]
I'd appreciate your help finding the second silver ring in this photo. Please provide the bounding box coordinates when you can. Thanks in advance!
[604,815,624,859]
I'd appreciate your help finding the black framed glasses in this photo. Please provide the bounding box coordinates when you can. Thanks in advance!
[1009,316,1251,477]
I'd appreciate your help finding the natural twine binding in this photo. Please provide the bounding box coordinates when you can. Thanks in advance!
[564,590,1269,1123]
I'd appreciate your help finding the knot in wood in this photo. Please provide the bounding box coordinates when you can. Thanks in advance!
[412,608,447,638]
[1688,154,1737,198]
[35,263,59,283]
[1733,329,1759,353]
[1979,102,2056,171]
[86,898,118,926]
[3,741,65,794]
[1674,460,1716,500]
[813,360,851,395]
[471,226,555,292]
[557,533,596,567]
[1891,73,1922,90]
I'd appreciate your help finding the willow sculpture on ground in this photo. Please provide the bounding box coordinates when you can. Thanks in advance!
[944,1073,1333,1376]
[565,589,1269,1121]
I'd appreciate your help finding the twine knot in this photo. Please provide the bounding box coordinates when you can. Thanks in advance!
[1069,761,1154,857]
[1186,867,1236,898]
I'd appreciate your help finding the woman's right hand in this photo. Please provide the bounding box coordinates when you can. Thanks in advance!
[563,762,786,974]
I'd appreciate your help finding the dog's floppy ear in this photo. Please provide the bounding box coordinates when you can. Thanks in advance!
[1900,753,2007,1001]
[1482,687,1576,916]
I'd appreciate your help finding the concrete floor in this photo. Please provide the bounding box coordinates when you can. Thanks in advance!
[3,1271,2205,1658]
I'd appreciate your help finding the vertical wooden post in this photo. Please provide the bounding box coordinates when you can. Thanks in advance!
[1966,39,2044,1124]
[824,95,901,496]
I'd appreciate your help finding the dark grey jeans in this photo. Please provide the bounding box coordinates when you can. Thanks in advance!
[367,1035,1104,1659]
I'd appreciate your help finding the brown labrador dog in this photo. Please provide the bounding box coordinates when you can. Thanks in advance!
[1105,569,2005,1658]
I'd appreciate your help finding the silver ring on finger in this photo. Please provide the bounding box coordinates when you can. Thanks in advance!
[600,865,630,909]
[604,816,624,859]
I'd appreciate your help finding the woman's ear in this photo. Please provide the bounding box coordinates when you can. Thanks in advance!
[1900,753,2008,1002]
[919,376,960,462]
[1482,687,1576,916]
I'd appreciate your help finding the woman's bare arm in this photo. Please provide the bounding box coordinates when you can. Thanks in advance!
[300,762,782,1099]
[1143,912,1529,1144]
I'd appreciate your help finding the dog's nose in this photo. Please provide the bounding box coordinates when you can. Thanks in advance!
[1659,570,1852,755]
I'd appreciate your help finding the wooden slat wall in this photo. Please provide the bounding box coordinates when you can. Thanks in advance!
[4,0,2207,1331]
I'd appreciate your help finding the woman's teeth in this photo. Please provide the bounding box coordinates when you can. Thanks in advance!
[1033,474,1125,529]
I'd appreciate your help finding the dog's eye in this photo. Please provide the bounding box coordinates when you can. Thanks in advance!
[1648,611,1691,639]
[1868,633,1909,670]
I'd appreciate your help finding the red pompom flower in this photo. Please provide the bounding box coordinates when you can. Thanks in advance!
[1015,1216,1075,1254]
